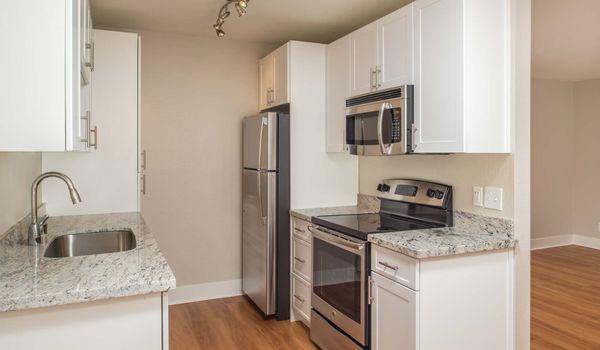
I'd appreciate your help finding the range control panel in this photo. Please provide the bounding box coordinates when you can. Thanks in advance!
[376,179,452,209]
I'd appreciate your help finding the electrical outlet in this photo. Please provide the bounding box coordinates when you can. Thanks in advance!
[484,186,503,211]
[473,186,483,207]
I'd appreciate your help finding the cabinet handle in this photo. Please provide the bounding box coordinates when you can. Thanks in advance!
[85,42,95,72]
[141,174,146,195]
[368,275,373,305]
[294,227,305,233]
[80,112,90,145]
[378,260,399,271]
[294,256,306,264]
[370,68,376,90]
[376,67,381,88]
[140,150,147,171]
[293,294,305,303]
[89,126,98,150]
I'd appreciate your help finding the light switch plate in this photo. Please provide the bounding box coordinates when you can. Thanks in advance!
[473,186,483,207]
[484,187,503,211]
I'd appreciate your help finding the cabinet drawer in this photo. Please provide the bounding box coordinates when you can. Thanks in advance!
[371,244,419,290]
[293,237,312,282]
[292,216,311,242]
[292,273,311,323]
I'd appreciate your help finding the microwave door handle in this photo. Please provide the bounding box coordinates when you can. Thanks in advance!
[377,103,391,155]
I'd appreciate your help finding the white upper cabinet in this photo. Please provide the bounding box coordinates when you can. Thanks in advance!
[378,5,414,90]
[326,35,351,153]
[412,0,510,153]
[350,5,414,97]
[259,43,289,110]
[350,22,378,96]
[0,0,94,152]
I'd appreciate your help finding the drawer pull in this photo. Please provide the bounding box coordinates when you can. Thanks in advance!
[294,227,305,233]
[293,294,305,303]
[294,256,306,264]
[378,261,399,271]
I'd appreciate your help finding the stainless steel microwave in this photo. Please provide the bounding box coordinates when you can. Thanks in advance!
[345,86,414,156]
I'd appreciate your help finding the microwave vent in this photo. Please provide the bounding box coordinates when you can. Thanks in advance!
[346,88,404,107]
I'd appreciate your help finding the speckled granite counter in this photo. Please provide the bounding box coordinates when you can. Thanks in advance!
[0,212,176,312]
[370,211,515,258]
[291,206,377,222]
[291,201,515,259]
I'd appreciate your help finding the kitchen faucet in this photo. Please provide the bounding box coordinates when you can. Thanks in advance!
[29,172,81,245]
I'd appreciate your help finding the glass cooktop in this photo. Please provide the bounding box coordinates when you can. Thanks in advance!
[311,213,441,241]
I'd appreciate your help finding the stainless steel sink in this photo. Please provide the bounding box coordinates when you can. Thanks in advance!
[44,229,137,258]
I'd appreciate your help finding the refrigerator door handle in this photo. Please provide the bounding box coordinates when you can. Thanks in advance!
[257,172,266,219]
[258,117,266,170]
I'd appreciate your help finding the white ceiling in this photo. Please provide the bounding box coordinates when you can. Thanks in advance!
[91,0,412,45]
[533,0,600,81]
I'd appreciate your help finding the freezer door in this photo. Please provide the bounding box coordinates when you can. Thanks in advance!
[242,169,277,315]
[243,113,278,171]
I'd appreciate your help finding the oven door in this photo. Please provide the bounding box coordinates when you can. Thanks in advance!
[310,226,367,345]
[345,98,409,156]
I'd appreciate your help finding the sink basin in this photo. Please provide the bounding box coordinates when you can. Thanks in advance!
[44,229,137,258]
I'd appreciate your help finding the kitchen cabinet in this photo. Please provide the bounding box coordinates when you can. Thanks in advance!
[370,244,513,350]
[350,22,378,96]
[0,0,96,152]
[259,43,289,110]
[371,272,418,350]
[43,30,140,216]
[412,0,510,153]
[349,5,414,97]
[290,216,312,327]
[325,35,350,153]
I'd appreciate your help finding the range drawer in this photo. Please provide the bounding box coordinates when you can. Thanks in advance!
[292,216,311,242]
[293,236,312,282]
[371,244,419,290]
[292,273,311,323]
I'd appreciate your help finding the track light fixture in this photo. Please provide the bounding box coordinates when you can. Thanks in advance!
[213,0,250,37]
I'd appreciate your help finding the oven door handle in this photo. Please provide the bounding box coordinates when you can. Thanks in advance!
[309,226,365,254]
[377,102,392,155]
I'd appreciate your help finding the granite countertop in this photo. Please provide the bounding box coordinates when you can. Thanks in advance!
[291,204,515,259]
[369,211,515,258]
[291,205,377,222]
[0,212,176,312]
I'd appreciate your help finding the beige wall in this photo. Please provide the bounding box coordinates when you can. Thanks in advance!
[572,79,600,239]
[531,79,574,238]
[139,30,275,286]
[359,154,514,218]
[0,153,41,234]
[531,78,600,241]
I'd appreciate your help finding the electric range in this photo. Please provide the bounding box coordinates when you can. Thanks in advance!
[309,179,453,350]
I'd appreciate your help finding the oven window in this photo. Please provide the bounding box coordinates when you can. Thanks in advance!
[346,107,402,146]
[313,237,362,323]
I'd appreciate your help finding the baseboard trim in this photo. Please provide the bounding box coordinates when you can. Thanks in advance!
[573,235,600,250]
[168,279,243,305]
[531,235,573,250]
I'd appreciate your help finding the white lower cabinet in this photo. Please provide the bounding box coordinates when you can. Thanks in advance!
[371,272,418,350]
[291,216,312,327]
[370,244,513,350]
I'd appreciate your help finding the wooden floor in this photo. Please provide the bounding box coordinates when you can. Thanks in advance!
[169,296,317,350]
[531,245,600,350]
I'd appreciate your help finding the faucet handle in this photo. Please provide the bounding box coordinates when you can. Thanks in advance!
[38,215,49,235]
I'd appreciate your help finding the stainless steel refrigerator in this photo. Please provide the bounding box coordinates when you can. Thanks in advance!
[242,112,290,320]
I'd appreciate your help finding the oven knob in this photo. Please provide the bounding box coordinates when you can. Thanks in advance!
[377,183,384,192]
[435,190,444,200]
[332,311,337,318]
[381,184,390,192]
[427,189,436,198]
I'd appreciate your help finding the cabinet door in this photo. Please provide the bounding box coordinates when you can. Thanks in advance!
[272,43,289,107]
[413,0,464,153]
[350,22,378,96]
[371,272,418,350]
[259,55,274,110]
[378,4,414,90]
[326,35,350,153]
